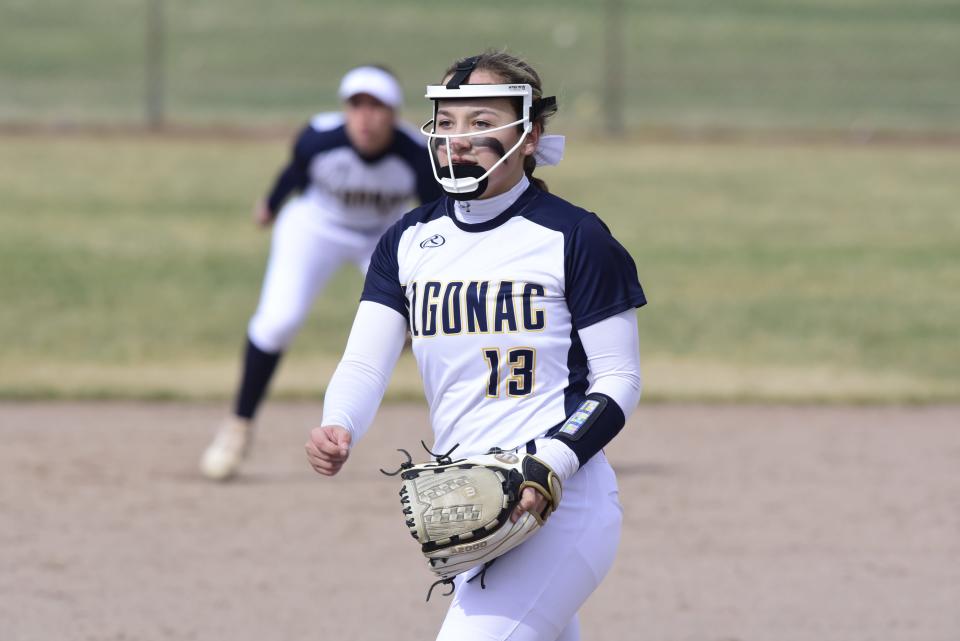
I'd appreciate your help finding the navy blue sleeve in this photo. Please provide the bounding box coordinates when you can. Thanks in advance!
[392,127,443,205]
[266,124,350,215]
[266,164,306,215]
[360,223,408,320]
[415,160,442,204]
[265,125,313,215]
[565,213,646,329]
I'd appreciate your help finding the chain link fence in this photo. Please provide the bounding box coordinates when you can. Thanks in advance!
[2,0,958,135]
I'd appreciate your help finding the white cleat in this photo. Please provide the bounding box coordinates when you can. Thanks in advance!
[200,416,252,481]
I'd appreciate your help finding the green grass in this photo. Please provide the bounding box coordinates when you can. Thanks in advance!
[1,0,958,132]
[554,140,960,400]
[1,133,957,402]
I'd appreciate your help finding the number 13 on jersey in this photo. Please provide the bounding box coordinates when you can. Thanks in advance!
[482,348,536,398]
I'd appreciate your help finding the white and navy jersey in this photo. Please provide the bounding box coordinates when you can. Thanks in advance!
[361,185,646,456]
[266,113,442,232]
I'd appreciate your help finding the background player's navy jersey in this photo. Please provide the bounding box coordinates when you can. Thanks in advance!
[267,113,441,231]
[362,185,646,456]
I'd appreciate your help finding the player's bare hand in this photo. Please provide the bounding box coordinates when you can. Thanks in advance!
[511,486,548,523]
[253,199,274,227]
[305,425,352,476]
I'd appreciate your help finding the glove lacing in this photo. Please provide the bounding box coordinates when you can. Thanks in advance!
[425,559,496,601]
[379,440,463,477]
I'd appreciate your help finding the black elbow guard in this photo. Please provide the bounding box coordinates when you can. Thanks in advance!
[550,393,626,467]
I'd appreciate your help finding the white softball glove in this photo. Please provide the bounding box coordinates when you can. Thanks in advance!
[382,445,562,598]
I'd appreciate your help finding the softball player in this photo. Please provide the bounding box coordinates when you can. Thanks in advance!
[201,65,442,481]
[305,51,645,640]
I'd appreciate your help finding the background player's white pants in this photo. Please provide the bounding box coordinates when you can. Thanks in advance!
[247,198,383,353]
[436,451,623,641]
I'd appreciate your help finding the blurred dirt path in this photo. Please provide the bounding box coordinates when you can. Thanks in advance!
[1,402,957,641]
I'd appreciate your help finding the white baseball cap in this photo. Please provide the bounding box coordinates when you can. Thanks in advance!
[338,66,403,109]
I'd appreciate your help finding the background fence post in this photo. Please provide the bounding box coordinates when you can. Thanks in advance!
[145,0,165,129]
[604,0,625,135]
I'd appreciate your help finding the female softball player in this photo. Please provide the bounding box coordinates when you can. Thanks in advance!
[305,51,645,640]
[200,65,441,481]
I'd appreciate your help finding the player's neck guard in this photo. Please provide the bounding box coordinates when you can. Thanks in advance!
[421,75,556,200]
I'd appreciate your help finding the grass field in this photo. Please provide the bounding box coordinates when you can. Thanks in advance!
[5,1,956,403]
[1,0,958,132]
[2,132,957,402]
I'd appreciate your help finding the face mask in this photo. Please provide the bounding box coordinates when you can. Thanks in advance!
[422,56,559,200]
[421,83,534,200]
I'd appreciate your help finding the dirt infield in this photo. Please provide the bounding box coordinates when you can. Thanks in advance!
[2,402,958,641]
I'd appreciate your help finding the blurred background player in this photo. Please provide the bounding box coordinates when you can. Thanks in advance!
[201,65,441,481]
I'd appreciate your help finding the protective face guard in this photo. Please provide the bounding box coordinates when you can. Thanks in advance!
[421,83,534,198]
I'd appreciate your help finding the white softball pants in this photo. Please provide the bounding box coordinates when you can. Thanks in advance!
[247,198,383,353]
[436,451,623,641]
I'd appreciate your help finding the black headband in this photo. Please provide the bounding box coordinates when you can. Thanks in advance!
[445,56,480,89]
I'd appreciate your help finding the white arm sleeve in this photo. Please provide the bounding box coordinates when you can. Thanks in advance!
[579,308,643,413]
[535,309,642,481]
[320,300,408,445]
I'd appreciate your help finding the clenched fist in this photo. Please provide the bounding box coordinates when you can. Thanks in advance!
[305,425,352,476]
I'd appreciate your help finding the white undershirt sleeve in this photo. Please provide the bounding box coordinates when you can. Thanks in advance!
[535,309,642,481]
[320,300,409,445]
[579,308,643,413]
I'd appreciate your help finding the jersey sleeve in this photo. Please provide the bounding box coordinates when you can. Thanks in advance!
[265,125,313,214]
[415,160,443,204]
[393,124,443,205]
[360,223,408,320]
[565,213,646,329]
